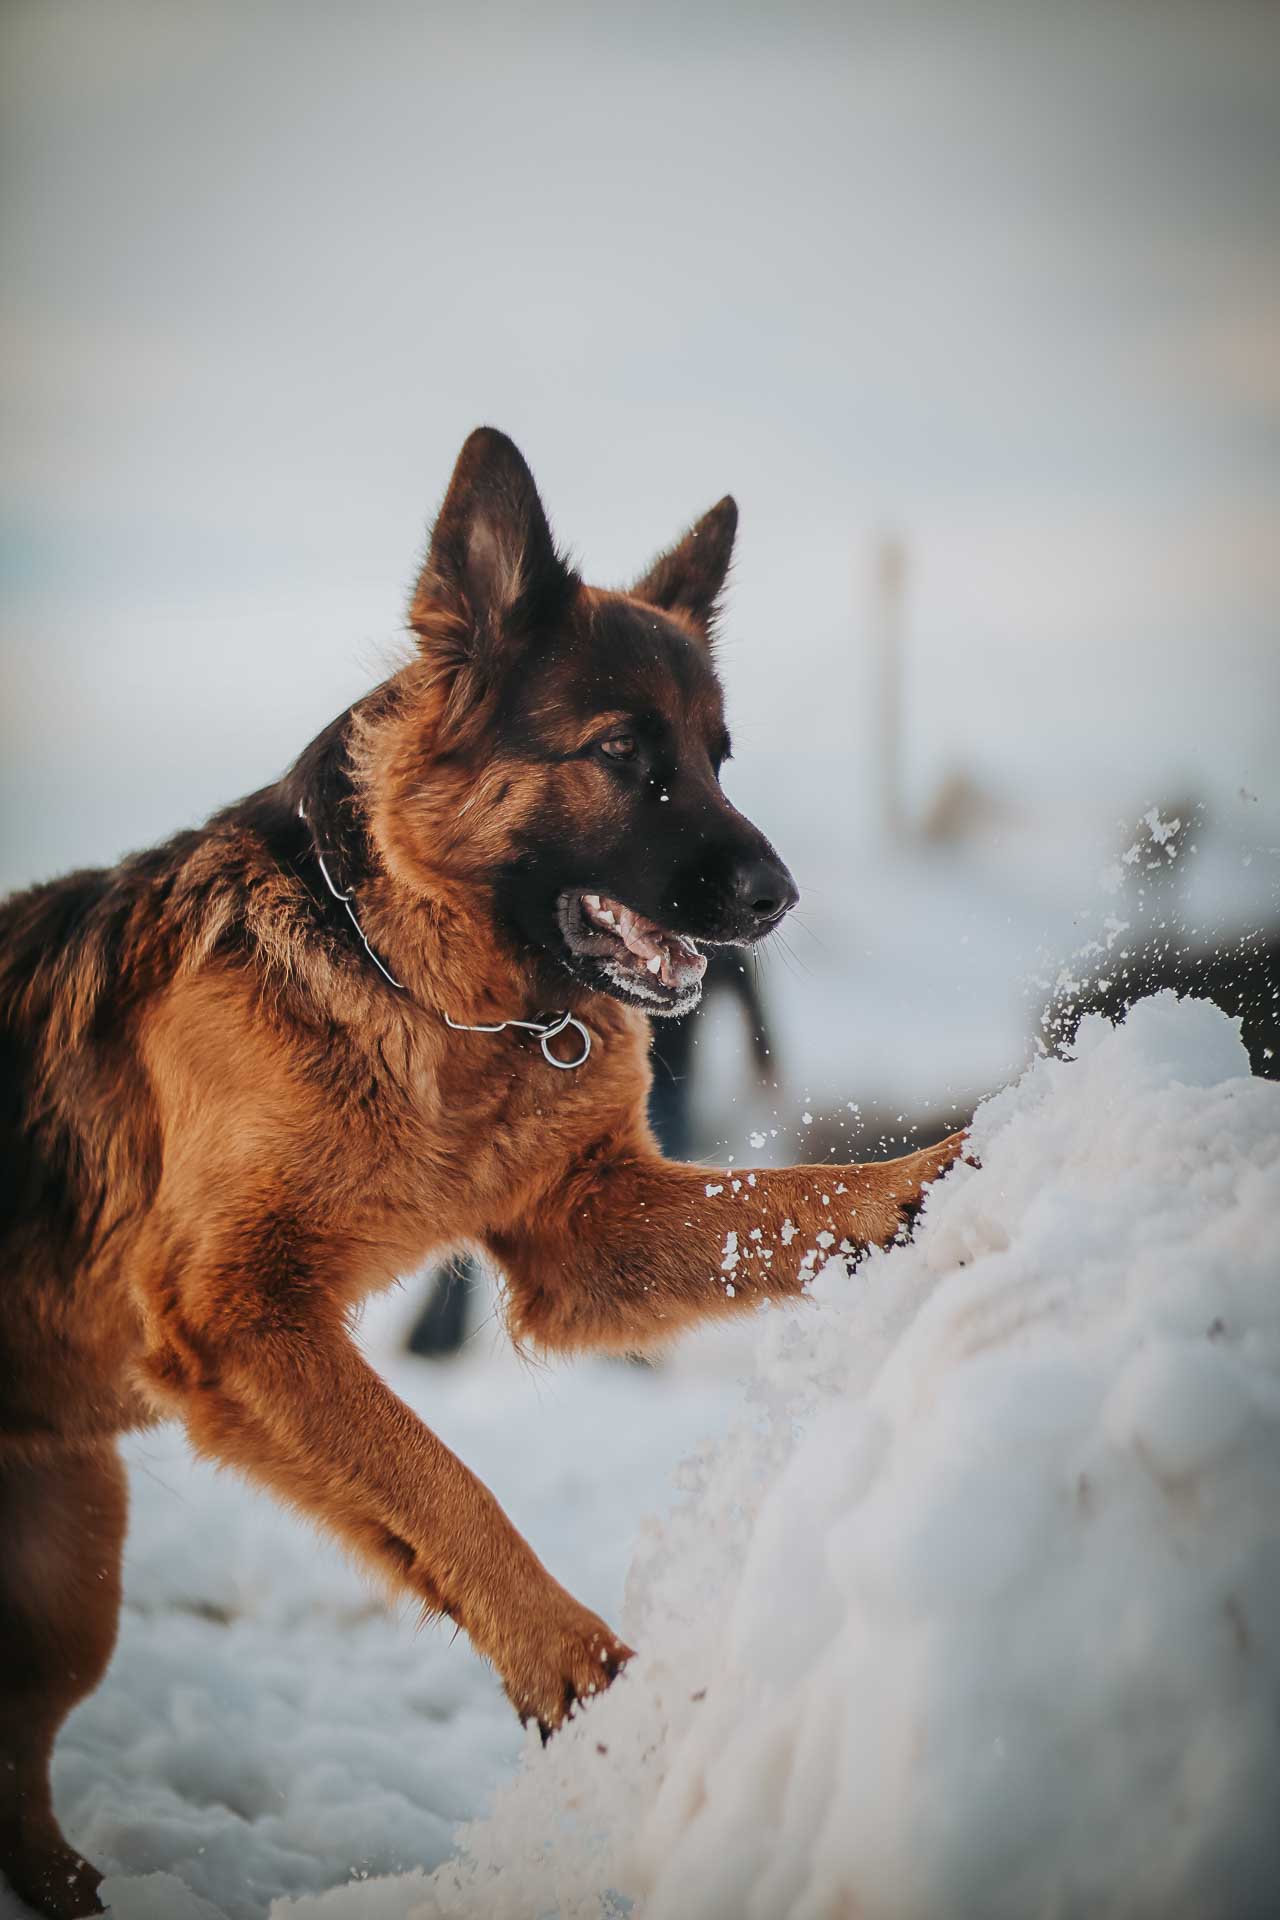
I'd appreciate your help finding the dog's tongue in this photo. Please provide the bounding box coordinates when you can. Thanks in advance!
[614,903,708,992]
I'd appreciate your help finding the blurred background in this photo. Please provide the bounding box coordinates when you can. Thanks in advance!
[5,13,1278,1895]
[4,0,1279,1176]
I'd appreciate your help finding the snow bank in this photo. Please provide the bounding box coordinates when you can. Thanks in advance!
[274,993,1280,1920]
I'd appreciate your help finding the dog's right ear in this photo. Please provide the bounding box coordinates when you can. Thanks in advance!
[409,429,577,710]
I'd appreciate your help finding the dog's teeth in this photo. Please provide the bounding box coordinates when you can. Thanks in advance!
[583,893,601,911]
[599,909,617,926]
[647,954,662,974]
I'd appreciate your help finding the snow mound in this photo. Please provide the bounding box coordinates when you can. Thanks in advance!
[274,993,1280,1920]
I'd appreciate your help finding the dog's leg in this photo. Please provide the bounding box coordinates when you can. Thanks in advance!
[0,1443,126,1920]
[144,1314,630,1735]
[489,1131,966,1352]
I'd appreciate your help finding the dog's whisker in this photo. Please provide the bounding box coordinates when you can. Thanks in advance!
[785,913,830,956]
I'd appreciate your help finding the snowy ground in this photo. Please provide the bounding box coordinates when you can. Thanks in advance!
[7,991,1277,1920]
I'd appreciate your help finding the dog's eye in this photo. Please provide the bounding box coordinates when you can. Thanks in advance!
[599,734,638,762]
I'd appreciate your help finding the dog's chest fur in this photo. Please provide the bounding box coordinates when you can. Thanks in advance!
[139,963,653,1295]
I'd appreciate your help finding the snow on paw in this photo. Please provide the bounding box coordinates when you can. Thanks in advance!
[891,1131,969,1228]
[502,1603,633,1740]
[840,1130,971,1254]
[914,1128,972,1183]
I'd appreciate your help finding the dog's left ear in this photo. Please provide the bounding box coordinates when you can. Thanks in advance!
[629,496,738,641]
[410,428,577,669]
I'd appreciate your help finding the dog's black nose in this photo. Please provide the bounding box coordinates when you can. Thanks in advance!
[732,855,799,926]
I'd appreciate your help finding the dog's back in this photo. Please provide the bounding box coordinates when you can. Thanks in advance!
[1,774,348,1290]
[4,868,119,1265]
[1,859,175,1447]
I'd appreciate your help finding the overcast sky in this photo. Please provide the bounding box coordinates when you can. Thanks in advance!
[3,0,1278,893]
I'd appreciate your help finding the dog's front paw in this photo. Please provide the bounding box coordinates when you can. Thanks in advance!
[909,1127,971,1189]
[499,1598,633,1740]
[844,1129,970,1251]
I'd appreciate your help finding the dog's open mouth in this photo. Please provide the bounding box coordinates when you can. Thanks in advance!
[558,891,708,1001]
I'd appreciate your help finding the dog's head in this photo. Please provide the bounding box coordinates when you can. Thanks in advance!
[388,427,796,1017]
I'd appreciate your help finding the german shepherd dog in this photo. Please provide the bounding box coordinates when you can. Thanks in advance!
[0,430,963,1917]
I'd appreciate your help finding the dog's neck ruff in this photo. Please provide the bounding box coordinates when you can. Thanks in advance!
[295,803,592,1070]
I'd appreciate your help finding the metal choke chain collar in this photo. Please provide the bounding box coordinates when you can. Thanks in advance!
[296,803,592,1070]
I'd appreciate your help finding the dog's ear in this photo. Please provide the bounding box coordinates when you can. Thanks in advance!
[629,496,738,641]
[410,428,577,680]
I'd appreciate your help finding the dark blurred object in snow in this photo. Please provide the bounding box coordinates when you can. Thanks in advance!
[1059,924,1280,1080]
[1048,806,1280,1078]
[405,1249,476,1358]
[647,948,774,1161]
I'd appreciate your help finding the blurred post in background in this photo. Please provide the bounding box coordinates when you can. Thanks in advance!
[872,533,908,846]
